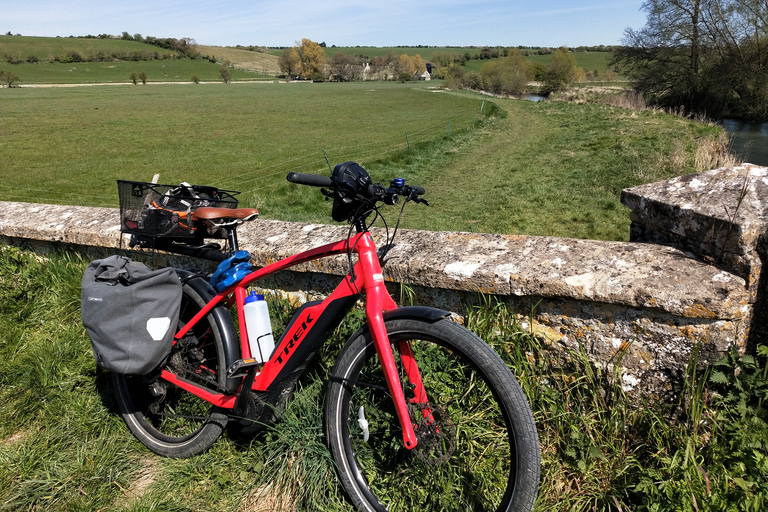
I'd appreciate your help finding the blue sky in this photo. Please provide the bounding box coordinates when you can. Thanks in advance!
[1,0,646,47]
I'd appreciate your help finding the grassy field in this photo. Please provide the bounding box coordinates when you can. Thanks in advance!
[196,45,280,74]
[3,247,768,512]
[0,81,485,204]
[0,59,269,84]
[0,35,179,62]
[0,81,731,241]
[0,35,273,84]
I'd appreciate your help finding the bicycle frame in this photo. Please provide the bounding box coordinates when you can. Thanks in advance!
[164,231,424,449]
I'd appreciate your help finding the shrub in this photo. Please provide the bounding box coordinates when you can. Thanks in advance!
[65,49,84,63]
[543,47,585,93]
[480,50,533,95]
[3,53,22,64]
[443,64,465,89]
[129,72,138,85]
[219,66,231,83]
[139,71,147,85]
[26,54,38,63]
[192,74,200,84]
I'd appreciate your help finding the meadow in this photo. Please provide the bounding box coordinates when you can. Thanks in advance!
[0,37,758,512]
[1,80,731,241]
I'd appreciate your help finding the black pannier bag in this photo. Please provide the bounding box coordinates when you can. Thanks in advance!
[81,255,182,375]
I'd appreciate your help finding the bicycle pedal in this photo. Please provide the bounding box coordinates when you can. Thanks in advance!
[227,358,260,377]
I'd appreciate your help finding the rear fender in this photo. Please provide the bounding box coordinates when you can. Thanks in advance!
[175,270,241,393]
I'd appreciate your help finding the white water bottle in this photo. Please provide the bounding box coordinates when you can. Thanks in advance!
[243,292,275,363]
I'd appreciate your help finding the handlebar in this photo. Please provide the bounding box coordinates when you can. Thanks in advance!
[286,163,428,227]
[286,171,427,206]
[286,172,332,188]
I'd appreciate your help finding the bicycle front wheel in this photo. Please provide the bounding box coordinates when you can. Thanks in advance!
[325,317,540,512]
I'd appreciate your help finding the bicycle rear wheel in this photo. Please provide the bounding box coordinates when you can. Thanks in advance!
[325,317,540,512]
[112,281,229,458]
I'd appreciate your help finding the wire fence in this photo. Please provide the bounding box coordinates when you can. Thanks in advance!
[0,111,484,209]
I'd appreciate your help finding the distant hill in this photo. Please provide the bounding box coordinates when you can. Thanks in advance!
[0,35,281,75]
[196,45,280,74]
[0,35,179,62]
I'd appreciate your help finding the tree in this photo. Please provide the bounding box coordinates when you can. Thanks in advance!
[395,54,416,81]
[329,52,358,81]
[544,47,585,92]
[0,70,21,87]
[278,47,302,78]
[139,71,147,84]
[614,0,768,120]
[443,64,466,89]
[129,71,138,85]
[614,0,707,112]
[410,54,427,78]
[296,38,325,80]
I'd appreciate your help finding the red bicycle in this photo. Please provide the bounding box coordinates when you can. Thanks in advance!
[112,162,540,511]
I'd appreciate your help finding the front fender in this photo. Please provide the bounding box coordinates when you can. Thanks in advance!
[382,306,450,323]
[344,306,451,345]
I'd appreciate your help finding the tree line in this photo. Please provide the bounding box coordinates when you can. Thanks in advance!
[443,47,591,96]
[613,0,768,121]
[278,39,428,81]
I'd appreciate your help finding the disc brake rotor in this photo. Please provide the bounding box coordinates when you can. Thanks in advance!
[410,402,456,465]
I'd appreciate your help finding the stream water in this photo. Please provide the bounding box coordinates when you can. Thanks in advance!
[720,119,768,167]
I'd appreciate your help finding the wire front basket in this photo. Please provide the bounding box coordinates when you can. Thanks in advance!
[117,180,240,241]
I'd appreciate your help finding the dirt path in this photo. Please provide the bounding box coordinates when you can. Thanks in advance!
[11,80,282,88]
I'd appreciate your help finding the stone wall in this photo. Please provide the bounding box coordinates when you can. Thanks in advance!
[2,164,767,400]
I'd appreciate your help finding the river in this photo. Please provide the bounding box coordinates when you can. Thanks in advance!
[720,119,768,167]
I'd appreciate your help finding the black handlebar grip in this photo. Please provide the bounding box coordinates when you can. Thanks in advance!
[286,172,332,187]
[412,186,426,195]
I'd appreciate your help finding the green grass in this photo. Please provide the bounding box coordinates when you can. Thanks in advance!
[3,247,768,511]
[0,59,267,84]
[0,81,730,241]
[0,35,180,62]
[0,81,487,207]
[356,95,729,240]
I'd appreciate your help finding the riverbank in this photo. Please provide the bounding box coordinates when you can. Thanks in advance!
[545,86,767,166]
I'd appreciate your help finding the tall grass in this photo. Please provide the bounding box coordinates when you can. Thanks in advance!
[3,247,768,511]
[467,295,768,511]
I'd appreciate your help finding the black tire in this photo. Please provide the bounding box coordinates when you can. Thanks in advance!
[112,281,229,458]
[325,318,540,512]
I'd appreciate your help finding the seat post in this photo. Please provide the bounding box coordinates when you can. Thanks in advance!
[227,227,239,254]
